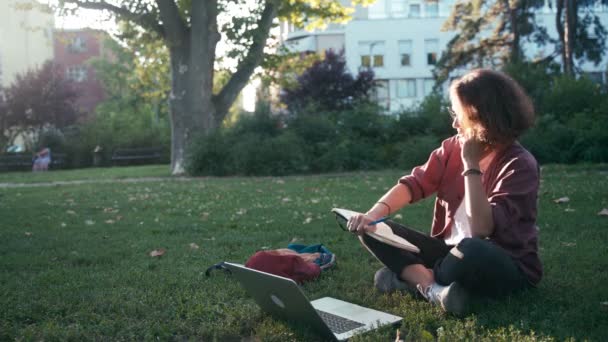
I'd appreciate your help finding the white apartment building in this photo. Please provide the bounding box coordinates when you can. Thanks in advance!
[281,0,608,113]
[0,0,55,89]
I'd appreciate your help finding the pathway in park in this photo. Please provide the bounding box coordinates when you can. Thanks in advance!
[0,177,195,188]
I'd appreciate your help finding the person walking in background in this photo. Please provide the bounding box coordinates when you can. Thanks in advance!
[32,147,51,171]
[347,69,541,316]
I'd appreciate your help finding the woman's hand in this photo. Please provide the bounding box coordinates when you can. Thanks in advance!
[347,213,378,236]
[460,132,486,167]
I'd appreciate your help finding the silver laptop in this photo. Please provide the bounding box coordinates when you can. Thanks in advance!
[224,262,402,341]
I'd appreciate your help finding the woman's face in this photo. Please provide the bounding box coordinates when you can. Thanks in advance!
[449,95,465,136]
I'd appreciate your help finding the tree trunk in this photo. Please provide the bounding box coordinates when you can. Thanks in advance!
[167,48,215,175]
[506,0,522,63]
[165,1,221,176]
[564,0,576,75]
[557,0,575,75]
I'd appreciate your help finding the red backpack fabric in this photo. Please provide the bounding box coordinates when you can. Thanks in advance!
[245,250,321,284]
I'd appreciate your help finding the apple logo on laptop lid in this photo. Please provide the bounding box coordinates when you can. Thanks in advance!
[270,294,286,309]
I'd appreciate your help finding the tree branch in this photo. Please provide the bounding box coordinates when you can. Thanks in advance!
[64,0,164,37]
[213,1,278,117]
[154,0,188,46]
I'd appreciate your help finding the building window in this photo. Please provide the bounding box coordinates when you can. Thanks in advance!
[361,55,371,68]
[369,0,387,19]
[373,55,384,67]
[425,1,439,17]
[66,65,88,82]
[425,39,439,65]
[398,40,412,66]
[397,79,417,98]
[409,4,421,18]
[374,80,390,109]
[359,41,385,68]
[68,36,87,53]
[391,0,407,17]
[423,79,435,96]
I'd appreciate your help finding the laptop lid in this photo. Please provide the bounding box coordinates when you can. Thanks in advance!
[224,262,336,340]
[224,262,402,341]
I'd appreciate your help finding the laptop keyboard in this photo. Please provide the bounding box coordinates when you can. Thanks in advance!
[316,309,365,334]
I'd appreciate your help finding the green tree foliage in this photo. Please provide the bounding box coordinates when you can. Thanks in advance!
[555,0,608,75]
[58,0,376,175]
[280,50,375,113]
[438,0,608,81]
[89,38,170,130]
[436,0,545,83]
[0,61,79,150]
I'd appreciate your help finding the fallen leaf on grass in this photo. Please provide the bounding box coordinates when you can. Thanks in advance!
[553,197,570,204]
[149,248,166,257]
[105,219,115,224]
[394,214,403,220]
[25,232,32,236]
[189,243,199,250]
[303,217,312,224]
[85,220,95,226]
[564,208,576,212]
[598,208,608,216]
[601,301,608,307]
[66,210,76,215]
[560,241,576,247]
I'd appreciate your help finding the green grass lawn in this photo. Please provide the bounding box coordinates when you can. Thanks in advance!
[1,164,607,341]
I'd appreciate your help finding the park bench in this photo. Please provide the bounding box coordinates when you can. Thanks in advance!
[111,147,163,166]
[0,152,66,172]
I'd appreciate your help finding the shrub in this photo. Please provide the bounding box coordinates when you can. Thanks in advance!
[540,75,603,120]
[187,125,306,177]
[394,135,441,170]
[35,127,67,154]
[520,115,576,164]
[521,110,608,164]
[392,93,451,140]
[58,105,171,169]
[185,130,233,176]
[237,132,306,176]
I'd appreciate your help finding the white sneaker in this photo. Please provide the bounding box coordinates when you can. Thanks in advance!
[417,282,469,316]
[374,267,417,295]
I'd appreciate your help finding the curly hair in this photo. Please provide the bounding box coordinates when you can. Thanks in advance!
[449,69,535,145]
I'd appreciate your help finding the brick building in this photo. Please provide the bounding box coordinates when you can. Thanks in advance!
[54,29,113,119]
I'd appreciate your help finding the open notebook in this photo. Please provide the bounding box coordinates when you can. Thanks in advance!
[332,208,420,253]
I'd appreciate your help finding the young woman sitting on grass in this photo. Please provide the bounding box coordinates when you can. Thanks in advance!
[347,69,542,316]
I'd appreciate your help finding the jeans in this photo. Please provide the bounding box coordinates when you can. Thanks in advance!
[361,220,530,297]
